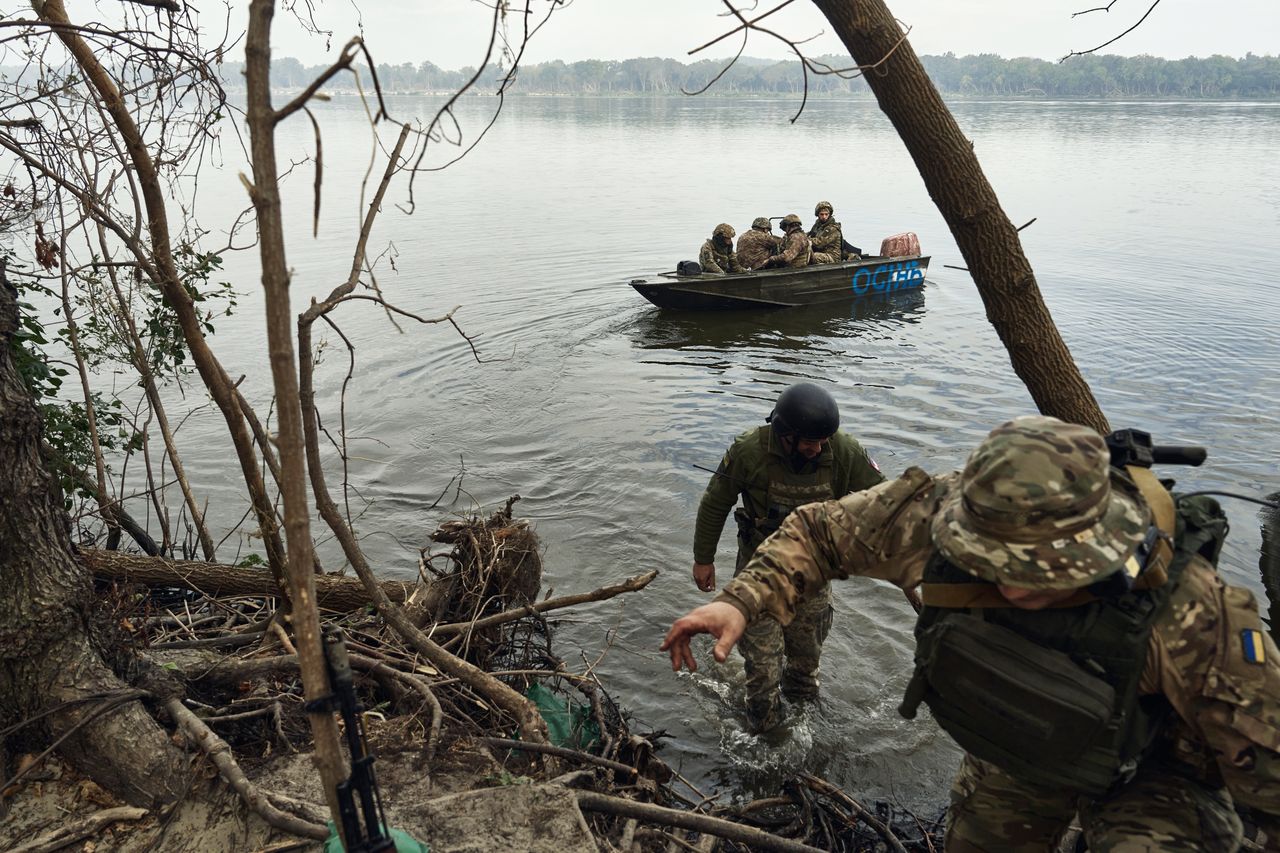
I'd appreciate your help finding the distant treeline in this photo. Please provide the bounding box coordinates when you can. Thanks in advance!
[220,52,1280,99]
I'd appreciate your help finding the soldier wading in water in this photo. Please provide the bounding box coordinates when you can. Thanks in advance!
[691,383,883,733]
[664,416,1280,851]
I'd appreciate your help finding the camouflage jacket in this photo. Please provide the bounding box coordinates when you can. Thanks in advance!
[809,218,844,258]
[775,230,812,268]
[736,229,780,270]
[699,238,743,275]
[693,426,883,565]
[718,469,1280,823]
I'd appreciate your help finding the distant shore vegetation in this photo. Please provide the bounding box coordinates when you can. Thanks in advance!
[224,52,1280,99]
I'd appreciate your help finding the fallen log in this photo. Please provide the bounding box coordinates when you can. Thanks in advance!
[81,549,414,612]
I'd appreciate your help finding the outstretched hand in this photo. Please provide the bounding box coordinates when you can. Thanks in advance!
[660,601,746,673]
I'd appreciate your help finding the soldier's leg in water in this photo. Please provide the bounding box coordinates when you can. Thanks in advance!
[945,754,1077,853]
[735,542,783,732]
[1081,763,1242,852]
[780,583,832,701]
[738,616,785,732]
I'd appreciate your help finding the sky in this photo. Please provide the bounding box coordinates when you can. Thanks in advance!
[232,0,1280,69]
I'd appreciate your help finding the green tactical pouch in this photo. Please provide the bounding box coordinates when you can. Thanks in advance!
[909,614,1127,796]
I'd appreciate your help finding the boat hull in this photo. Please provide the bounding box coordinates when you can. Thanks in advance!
[630,255,929,310]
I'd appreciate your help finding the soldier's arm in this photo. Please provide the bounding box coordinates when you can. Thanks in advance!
[834,435,886,494]
[698,242,726,274]
[1147,560,1280,833]
[692,446,745,566]
[714,468,949,626]
[777,234,802,264]
[727,251,744,274]
[850,445,887,491]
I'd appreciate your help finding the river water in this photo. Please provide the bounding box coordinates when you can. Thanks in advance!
[180,95,1280,807]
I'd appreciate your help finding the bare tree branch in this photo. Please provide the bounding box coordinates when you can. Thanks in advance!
[1063,0,1164,60]
[687,1,911,123]
[1072,0,1120,17]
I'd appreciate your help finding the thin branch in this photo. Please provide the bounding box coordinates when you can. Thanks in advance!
[687,0,799,55]
[430,570,658,639]
[1072,0,1120,17]
[688,1,911,123]
[274,38,361,125]
[1062,0,1163,60]
[304,107,322,237]
[575,792,826,853]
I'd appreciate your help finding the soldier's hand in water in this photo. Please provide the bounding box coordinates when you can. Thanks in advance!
[692,562,716,592]
[660,602,746,673]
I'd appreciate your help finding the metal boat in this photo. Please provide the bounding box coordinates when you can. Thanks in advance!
[629,254,930,310]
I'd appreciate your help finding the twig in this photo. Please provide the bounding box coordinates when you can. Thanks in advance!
[1072,0,1119,17]
[195,703,277,724]
[479,737,639,778]
[430,570,658,638]
[1062,0,1163,60]
[575,791,826,853]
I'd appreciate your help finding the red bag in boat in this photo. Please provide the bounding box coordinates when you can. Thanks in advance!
[879,232,921,257]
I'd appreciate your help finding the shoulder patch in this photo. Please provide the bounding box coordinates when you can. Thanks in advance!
[1242,628,1268,665]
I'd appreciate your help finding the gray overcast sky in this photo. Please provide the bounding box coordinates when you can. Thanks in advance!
[243,0,1279,68]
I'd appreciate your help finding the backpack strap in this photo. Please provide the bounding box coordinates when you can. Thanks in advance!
[1123,465,1175,591]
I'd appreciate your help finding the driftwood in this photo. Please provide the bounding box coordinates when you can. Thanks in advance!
[9,806,149,853]
[82,549,415,611]
[575,791,826,853]
[164,697,329,840]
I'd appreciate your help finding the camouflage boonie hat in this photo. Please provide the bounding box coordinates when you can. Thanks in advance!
[751,217,771,230]
[780,214,802,229]
[713,223,736,239]
[814,200,833,216]
[931,415,1149,590]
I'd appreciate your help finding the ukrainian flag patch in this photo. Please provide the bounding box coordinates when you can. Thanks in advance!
[1242,629,1267,665]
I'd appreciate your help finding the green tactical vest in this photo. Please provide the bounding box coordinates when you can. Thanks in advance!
[736,427,835,554]
[900,493,1229,798]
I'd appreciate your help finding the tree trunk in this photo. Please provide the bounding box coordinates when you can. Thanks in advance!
[813,0,1110,434]
[243,0,350,826]
[0,263,187,806]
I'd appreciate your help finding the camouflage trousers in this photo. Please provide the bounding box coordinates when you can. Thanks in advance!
[945,753,1244,852]
[735,542,833,732]
[809,251,838,265]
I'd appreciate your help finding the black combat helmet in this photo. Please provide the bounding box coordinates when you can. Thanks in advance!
[768,383,840,440]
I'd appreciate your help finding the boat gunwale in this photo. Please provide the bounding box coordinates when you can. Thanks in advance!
[646,254,928,285]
